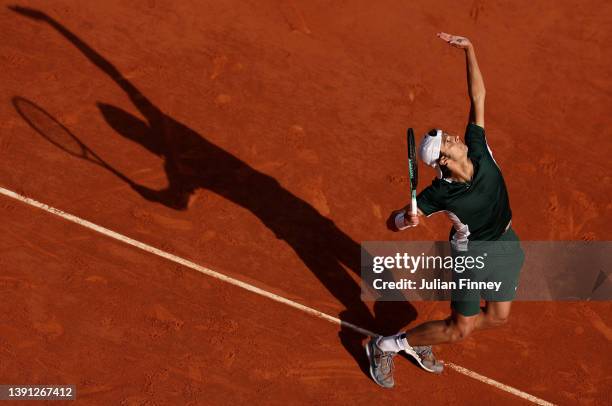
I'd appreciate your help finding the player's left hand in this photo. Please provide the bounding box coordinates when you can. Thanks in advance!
[437,32,472,49]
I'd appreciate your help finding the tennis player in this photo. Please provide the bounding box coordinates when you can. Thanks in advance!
[366,32,525,388]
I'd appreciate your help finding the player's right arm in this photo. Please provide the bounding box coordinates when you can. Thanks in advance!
[391,172,445,231]
[395,203,423,228]
[437,32,486,128]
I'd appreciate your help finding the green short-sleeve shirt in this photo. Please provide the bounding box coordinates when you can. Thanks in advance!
[417,124,512,247]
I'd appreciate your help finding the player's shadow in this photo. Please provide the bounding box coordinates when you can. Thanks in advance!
[10,5,417,375]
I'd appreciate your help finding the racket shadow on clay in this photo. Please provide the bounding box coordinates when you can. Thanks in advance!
[12,96,141,191]
[10,5,419,378]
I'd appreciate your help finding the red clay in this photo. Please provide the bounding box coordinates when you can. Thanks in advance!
[0,1,610,404]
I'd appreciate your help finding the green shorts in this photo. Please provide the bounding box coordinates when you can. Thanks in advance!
[450,227,525,317]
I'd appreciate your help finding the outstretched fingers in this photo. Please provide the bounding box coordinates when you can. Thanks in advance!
[437,32,470,49]
[437,32,453,42]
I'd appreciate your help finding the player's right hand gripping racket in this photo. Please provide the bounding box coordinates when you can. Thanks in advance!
[407,128,418,216]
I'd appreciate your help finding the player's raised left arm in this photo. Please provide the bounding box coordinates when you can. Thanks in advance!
[437,32,485,128]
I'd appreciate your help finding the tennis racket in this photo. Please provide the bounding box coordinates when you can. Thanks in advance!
[12,96,133,185]
[407,128,418,216]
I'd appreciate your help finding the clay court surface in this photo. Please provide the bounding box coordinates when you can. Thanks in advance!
[1,0,611,404]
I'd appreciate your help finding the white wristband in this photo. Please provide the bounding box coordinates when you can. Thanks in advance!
[394,211,415,230]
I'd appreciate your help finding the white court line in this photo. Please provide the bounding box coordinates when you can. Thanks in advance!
[0,186,554,406]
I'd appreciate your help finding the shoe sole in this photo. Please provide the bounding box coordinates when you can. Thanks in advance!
[365,341,376,382]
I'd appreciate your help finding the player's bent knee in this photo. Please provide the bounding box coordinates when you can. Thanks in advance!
[488,315,508,327]
[449,327,470,343]
[446,322,474,343]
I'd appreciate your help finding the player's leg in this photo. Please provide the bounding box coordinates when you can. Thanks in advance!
[404,307,479,346]
[395,300,510,348]
[474,227,522,329]
[366,306,478,383]
[476,300,511,329]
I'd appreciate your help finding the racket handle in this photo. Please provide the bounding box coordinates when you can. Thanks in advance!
[410,193,417,216]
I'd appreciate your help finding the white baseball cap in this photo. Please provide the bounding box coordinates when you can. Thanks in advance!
[419,129,444,178]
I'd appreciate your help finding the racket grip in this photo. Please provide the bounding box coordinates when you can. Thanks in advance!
[410,194,417,216]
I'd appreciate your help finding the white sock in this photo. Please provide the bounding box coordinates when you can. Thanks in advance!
[377,333,409,353]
